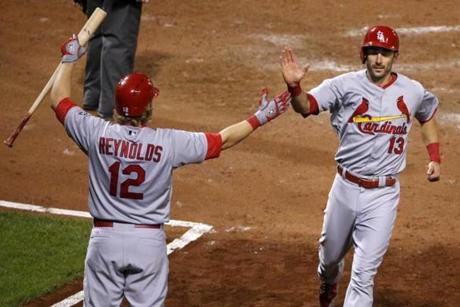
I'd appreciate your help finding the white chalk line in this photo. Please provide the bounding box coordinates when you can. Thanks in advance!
[250,31,460,73]
[0,200,213,307]
[346,25,460,37]
[262,58,460,73]
[311,59,460,72]
[250,33,307,48]
[438,112,460,130]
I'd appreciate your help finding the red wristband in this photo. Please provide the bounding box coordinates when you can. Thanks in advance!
[287,84,302,97]
[246,115,261,130]
[426,143,441,163]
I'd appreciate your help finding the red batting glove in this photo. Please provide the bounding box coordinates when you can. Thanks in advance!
[247,88,291,129]
[60,34,87,63]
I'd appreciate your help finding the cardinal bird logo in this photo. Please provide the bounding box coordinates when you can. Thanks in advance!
[348,98,369,123]
[349,96,410,136]
[349,96,411,124]
[396,96,411,123]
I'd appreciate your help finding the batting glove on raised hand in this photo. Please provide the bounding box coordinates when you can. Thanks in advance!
[60,34,87,63]
[253,88,291,126]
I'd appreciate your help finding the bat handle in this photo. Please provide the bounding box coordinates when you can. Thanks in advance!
[3,114,32,147]
[3,64,61,148]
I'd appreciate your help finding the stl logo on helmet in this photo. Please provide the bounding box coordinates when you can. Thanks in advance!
[123,106,129,115]
[376,31,387,43]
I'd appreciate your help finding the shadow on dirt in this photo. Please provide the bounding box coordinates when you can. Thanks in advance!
[135,51,172,79]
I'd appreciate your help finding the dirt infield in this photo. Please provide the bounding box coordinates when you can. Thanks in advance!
[1,0,459,306]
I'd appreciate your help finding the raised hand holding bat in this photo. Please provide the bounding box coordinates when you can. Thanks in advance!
[3,7,106,148]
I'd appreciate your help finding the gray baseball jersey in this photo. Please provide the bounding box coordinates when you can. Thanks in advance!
[56,98,221,225]
[307,69,438,176]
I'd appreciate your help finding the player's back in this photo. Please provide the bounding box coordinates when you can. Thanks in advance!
[87,123,174,225]
[63,107,208,225]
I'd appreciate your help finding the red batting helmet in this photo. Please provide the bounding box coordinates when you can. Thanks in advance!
[115,72,159,117]
[360,25,399,63]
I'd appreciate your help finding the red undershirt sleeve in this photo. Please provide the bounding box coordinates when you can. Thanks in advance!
[301,93,320,118]
[204,132,223,160]
[306,93,320,115]
[55,97,77,125]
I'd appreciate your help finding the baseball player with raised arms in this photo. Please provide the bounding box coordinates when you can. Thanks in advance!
[280,25,441,306]
[50,35,291,306]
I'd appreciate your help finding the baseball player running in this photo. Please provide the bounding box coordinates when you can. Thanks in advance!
[280,25,441,306]
[50,35,291,306]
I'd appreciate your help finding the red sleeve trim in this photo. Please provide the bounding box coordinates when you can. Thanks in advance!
[426,142,441,163]
[55,97,77,125]
[302,93,320,117]
[246,115,261,130]
[418,107,438,124]
[205,133,223,160]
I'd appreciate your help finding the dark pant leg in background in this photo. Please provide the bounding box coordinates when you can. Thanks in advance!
[83,0,104,111]
[84,0,142,118]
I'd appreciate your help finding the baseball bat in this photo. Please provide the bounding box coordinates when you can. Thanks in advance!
[3,7,107,148]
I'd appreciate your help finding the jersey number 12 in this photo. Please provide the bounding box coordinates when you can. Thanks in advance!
[109,162,145,199]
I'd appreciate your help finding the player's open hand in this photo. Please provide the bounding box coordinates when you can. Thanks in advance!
[61,34,87,63]
[426,161,441,182]
[280,48,310,87]
[254,88,291,125]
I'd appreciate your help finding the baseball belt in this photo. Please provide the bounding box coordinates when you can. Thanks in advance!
[337,165,396,189]
[93,218,162,229]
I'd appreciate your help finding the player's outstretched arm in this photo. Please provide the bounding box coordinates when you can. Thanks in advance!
[280,48,310,114]
[421,117,441,181]
[50,35,87,109]
[219,89,291,150]
[219,120,253,150]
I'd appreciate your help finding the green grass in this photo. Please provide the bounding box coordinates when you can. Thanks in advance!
[0,210,91,306]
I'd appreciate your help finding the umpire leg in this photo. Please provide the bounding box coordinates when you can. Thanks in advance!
[83,0,104,110]
[98,0,142,118]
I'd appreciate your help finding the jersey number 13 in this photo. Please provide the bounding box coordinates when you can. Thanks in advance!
[388,136,405,155]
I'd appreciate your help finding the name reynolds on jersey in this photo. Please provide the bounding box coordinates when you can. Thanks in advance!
[98,137,162,162]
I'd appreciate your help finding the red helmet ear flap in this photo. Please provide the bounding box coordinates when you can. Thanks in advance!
[115,73,159,117]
